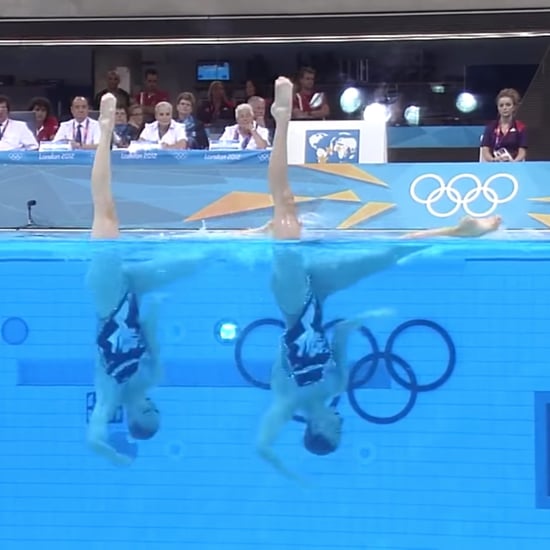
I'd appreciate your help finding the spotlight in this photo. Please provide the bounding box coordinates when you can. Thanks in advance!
[456,92,478,114]
[363,103,391,123]
[215,320,239,343]
[430,83,446,94]
[404,105,420,126]
[339,87,362,114]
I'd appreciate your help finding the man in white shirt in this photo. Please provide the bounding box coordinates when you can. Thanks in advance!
[53,96,101,149]
[0,95,38,151]
[139,101,187,149]
[220,103,269,150]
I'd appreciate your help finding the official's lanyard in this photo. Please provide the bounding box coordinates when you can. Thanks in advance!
[73,119,90,143]
[0,120,9,140]
[495,121,513,149]
[234,122,255,142]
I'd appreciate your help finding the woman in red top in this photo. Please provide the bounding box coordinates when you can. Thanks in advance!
[481,88,527,162]
[29,97,59,142]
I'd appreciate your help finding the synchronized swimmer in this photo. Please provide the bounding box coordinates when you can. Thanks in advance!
[255,76,501,480]
[86,83,501,470]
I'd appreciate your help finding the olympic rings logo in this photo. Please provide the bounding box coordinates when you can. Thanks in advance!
[234,317,456,425]
[8,153,23,161]
[257,153,270,163]
[409,173,519,218]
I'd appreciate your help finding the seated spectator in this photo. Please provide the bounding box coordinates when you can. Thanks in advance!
[128,103,145,136]
[29,97,59,142]
[197,81,234,125]
[219,103,269,150]
[139,101,187,149]
[53,96,100,149]
[94,69,131,110]
[481,88,527,162]
[248,95,268,128]
[113,106,139,148]
[292,66,330,120]
[244,79,265,102]
[175,92,209,150]
[134,68,170,123]
[0,95,38,151]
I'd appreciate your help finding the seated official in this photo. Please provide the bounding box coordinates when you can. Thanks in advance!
[175,92,209,150]
[139,101,187,149]
[113,106,140,148]
[481,88,527,162]
[0,95,38,151]
[219,104,269,150]
[53,96,100,149]
[29,97,59,142]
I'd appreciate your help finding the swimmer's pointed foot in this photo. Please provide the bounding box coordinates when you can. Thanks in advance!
[271,77,293,122]
[454,215,502,237]
[99,93,116,133]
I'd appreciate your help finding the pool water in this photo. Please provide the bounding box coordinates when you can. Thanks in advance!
[1,232,549,550]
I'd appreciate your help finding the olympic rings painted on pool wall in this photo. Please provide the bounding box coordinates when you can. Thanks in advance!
[233,317,456,425]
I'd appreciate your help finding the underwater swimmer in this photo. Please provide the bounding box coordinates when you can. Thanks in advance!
[86,93,205,465]
[256,76,502,481]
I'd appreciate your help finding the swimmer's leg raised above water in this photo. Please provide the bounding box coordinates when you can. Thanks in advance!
[256,77,313,481]
[86,94,133,464]
[268,76,308,317]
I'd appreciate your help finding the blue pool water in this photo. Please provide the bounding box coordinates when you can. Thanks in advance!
[1,231,550,550]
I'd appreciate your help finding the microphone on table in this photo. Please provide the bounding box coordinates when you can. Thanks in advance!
[26,199,37,226]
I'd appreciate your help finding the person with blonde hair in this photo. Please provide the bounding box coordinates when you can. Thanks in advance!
[481,88,527,162]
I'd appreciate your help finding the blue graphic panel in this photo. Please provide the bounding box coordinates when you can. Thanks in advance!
[1,151,550,231]
[304,129,360,163]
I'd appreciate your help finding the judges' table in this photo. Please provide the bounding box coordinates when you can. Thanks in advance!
[0,150,548,230]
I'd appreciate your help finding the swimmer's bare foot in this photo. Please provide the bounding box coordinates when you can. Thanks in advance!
[99,93,116,134]
[271,77,293,122]
[454,215,502,237]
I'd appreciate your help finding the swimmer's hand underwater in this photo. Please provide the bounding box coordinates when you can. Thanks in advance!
[88,436,134,467]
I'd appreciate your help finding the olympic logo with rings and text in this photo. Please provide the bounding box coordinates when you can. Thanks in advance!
[409,173,519,218]
[234,317,455,425]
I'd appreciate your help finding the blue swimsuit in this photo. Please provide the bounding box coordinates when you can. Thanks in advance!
[282,281,332,386]
[97,292,147,384]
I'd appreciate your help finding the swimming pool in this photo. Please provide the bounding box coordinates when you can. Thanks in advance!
[1,231,549,550]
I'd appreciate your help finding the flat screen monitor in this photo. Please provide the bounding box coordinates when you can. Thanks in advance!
[196,61,231,82]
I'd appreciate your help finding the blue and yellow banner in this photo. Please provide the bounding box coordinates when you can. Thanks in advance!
[0,150,549,230]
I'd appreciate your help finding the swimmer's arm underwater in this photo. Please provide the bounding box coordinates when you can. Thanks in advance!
[257,401,304,482]
[87,380,133,466]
